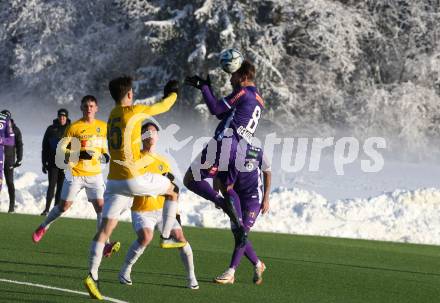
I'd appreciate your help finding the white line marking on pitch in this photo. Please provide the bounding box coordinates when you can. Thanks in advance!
[0,278,128,303]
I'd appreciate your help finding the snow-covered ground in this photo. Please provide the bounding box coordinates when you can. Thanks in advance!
[2,171,440,245]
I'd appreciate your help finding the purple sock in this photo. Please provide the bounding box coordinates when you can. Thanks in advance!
[230,240,258,269]
[186,179,226,208]
[229,244,246,269]
[226,188,243,224]
[244,240,259,265]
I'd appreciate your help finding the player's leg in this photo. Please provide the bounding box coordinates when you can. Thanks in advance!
[91,198,104,232]
[215,198,260,284]
[85,184,131,299]
[239,201,266,284]
[32,177,80,243]
[119,211,156,285]
[161,182,181,242]
[87,175,120,257]
[84,216,118,300]
[183,142,227,208]
[184,168,226,206]
[172,227,199,290]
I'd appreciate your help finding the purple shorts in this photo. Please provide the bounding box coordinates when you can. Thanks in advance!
[190,136,243,182]
[236,196,262,232]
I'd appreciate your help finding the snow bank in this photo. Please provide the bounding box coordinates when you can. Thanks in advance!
[2,172,440,246]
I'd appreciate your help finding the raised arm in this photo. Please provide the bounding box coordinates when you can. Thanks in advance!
[185,75,231,116]
[200,85,230,116]
[141,92,177,116]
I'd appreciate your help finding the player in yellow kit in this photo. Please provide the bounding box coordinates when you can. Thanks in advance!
[118,122,199,289]
[32,96,119,258]
[84,76,184,300]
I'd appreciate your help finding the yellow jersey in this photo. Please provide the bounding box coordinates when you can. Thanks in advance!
[131,152,171,212]
[107,93,177,180]
[62,119,108,176]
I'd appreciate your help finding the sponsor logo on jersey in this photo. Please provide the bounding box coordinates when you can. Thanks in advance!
[237,125,253,143]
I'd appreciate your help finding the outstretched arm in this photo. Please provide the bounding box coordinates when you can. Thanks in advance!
[201,85,230,116]
[141,93,177,116]
[185,75,232,116]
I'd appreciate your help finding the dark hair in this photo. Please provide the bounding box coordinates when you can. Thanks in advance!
[109,76,133,103]
[1,109,11,118]
[142,121,160,133]
[81,95,98,105]
[235,60,256,81]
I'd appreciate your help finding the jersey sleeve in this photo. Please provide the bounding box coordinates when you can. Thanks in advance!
[137,93,177,116]
[222,88,246,109]
[162,157,171,174]
[201,85,230,115]
[260,152,271,172]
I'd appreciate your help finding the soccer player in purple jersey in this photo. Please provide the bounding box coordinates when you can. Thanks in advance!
[184,60,265,246]
[214,145,271,285]
[0,111,15,193]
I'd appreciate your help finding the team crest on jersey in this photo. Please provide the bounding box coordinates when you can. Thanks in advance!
[0,123,3,130]
[96,127,101,133]
[159,164,163,171]
[245,161,255,171]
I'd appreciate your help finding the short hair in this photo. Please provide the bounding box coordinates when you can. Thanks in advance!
[108,76,133,103]
[142,121,160,133]
[81,95,98,105]
[235,60,256,81]
[1,109,11,118]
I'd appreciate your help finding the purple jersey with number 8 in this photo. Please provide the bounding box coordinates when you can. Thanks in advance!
[212,86,264,143]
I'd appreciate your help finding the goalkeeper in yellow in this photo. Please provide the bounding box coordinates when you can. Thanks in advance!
[118,121,199,289]
[32,95,119,257]
[85,76,184,300]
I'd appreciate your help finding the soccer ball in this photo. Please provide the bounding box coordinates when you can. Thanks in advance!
[219,48,244,73]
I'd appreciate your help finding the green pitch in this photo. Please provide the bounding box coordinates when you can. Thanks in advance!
[0,213,439,303]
